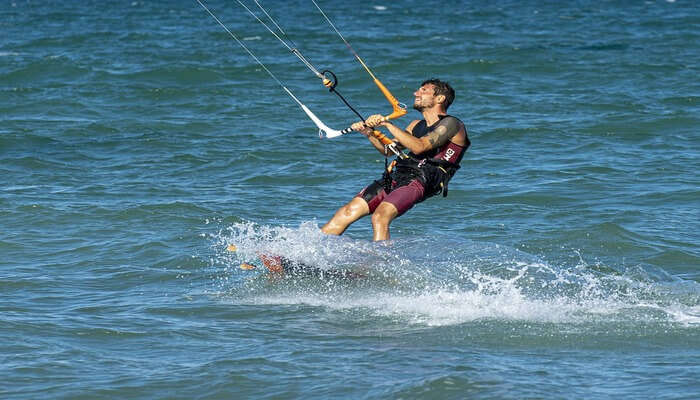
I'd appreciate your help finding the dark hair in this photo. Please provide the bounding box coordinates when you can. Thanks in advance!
[421,78,455,110]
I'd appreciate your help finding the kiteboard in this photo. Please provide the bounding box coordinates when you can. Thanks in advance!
[228,244,365,280]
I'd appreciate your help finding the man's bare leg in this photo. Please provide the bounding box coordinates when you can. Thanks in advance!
[371,202,399,241]
[321,197,370,236]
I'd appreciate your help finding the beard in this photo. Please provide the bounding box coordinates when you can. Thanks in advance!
[413,97,433,111]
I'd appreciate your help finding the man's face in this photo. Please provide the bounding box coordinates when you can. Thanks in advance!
[413,84,437,111]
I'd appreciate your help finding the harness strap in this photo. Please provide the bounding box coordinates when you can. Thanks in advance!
[382,156,392,193]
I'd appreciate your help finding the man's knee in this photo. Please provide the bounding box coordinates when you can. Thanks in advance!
[342,198,369,218]
[371,202,398,225]
[326,198,368,228]
[339,204,355,218]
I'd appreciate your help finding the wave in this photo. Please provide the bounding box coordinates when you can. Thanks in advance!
[0,56,91,84]
[212,221,700,328]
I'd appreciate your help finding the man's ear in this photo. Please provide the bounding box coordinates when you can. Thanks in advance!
[436,94,446,105]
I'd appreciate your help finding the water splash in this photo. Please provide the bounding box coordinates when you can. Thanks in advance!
[211,221,700,328]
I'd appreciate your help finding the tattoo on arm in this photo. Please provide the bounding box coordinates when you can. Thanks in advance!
[426,117,460,148]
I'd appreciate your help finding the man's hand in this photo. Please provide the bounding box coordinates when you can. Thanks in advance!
[364,114,387,128]
[351,121,372,136]
[351,114,387,134]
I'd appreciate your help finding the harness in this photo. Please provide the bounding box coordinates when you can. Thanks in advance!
[393,156,460,197]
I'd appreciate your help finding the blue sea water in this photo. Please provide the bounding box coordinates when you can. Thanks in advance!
[1,0,699,398]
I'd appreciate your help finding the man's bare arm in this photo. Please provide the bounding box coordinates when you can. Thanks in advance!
[425,117,461,148]
[381,116,463,154]
[354,119,419,156]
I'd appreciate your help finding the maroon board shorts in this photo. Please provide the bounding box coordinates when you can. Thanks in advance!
[357,178,426,216]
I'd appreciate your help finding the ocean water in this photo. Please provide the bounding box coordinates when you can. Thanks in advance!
[1,0,699,398]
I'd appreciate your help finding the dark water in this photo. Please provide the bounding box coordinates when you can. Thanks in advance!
[2,0,699,398]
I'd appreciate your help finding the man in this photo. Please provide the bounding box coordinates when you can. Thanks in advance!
[321,79,470,241]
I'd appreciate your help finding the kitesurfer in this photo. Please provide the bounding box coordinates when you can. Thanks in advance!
[321,79,470,241]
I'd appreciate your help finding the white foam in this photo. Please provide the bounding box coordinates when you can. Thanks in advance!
[215,221,700,327]
[248,286,620,327]
[663,304,700,325]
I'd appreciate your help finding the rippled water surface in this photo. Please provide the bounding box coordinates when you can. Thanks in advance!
[1,0,699,398]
